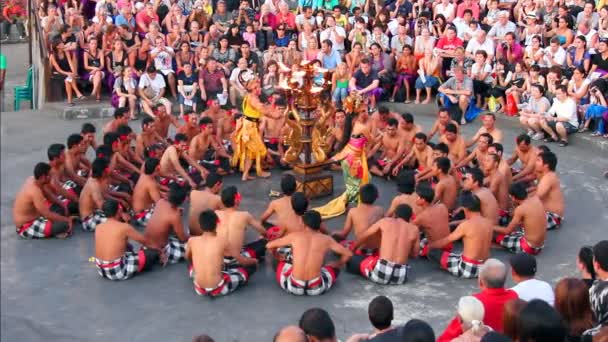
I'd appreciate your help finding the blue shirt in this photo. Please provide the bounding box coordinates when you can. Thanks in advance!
[114,14,135,28]
[319,49,341,71]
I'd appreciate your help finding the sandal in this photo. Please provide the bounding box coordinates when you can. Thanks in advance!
[578,127,589,133]
[68,102,75,107]
[544,136,556,143]
[559,139,568,147]
[591,131,602,137]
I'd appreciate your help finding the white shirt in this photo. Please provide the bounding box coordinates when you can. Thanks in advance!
[511,279,555,306]
[320,26,346,51]
[548,97,579,127]
[466,38,495,57]
[434,2,455,19]
[138,73,166,97]
[541,46,566,67]
[151,46,175,75]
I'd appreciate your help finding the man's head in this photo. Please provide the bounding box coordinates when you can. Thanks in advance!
[360,58,371,74]
[509,182,528,204]
[413,132,428,151]
[395,204,413,222]
[198,116,214,134]
[400,112,414,130]
[433,157,451,176]
[488,142,503,157]
[81,122,96,142]
[444,123,458,142]
[299,308,336,342]
[396,170,416,194]
[291,192,309,216]
[360,183,378,205]
[516,133,531,152]
[433,142,449,159]
[47,143,66,165]
[174,133,189,152]
[479,258,507,289]
[102,198,123,219]
[416,185,435,206]
[438,108,451,124]
[281,174,297,196]
[114,107,129,124]
[273,326,306,342]
[478,133,493,152]
[368,296,393,331]
[446,26,457,39]
[463,167,484,190]
[476,30,487,43]
[554,84,568,101]
[510,253,537,282]
[461,192,482,217]
[536,151,557,173]
[386,118,398,137]
[33,162,52,184]
[205,173,223,193]
[453,65,465,82]
[221,186,241,208]
[199,209,219,234]
[91,158,109,179]
[518,300,567,342]
[321,39,333,54]
[302,210,322,231]
[143,157,160,175]
[483,153,500,173]
[400,319,435,342]
[67,134,85,152]
[593,240,608,276]
[168,184,189,207]
[498,10,509,24]
[142,117,155,132]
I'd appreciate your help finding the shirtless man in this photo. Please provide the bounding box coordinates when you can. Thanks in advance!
[369,118,406,177]
[392,132,434,176]
[135,118,168,160]
[488,143,513,192]
[189,117,231,175]
[188,173,223,236]
[262,104,287,167]
[507,134,539,184]
[370,106,401,138]
[428,108,459,141]
[386,171,421,217]
[326,109,345,155]
[201,98,226,126]
[216,110,237,152]
[413,185,452,257]
[103,107,130,134]
[143,184,190,264]
[432,157,459,211]
[159,133,208,188]
[81,122,98,153]
[533,151,564,230]
[79,158,121,232]
[440,123,467,165]
[268,210,353,296]
[428,193,493,278]
[176,110,200,143]
[186,209,256,297]
[454,133,493,170]
[466,113,503,147]
[116,124,144,168]
[103,132,141,185]
[415,142,451,183]
[398,113,422,152]
[132,158,163,227]
[460,167,499,224]
[215,186,268,268]
[260,174,299,236]
[483,153,510,224]
[94,199,161,280]
[13,163,73,239]
[153,103,180,139]
[494,182,546,255]
[65,134,90,186]
[46,143,80,214]
[332,184,384,256]
[347,204,419,285]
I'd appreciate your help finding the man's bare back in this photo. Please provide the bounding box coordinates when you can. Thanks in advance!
[475,187,500,223]
[260,196,303,235]
[375,217,419,264]
[336,204,384,249]
[188,189,222,235]
[415,203,450,243]
[187,234,229,288]
[456,215,493,261]
[144,199,187,249]
[132,174,161,212]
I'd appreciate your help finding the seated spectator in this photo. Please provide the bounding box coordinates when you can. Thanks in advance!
[581,85,607,137]
[487,11,516,42]
[509,253,555,305]
[150,36,177,98]
[346,296,396,341]
[519,84,551,141]
[112,66,138,119]
[390,44,416,103]
[415,49,440,104]
[438,65,473,125]
[583,240,608,338]
[138,65,172,117]
[539,85,579,146]
[299,308,338,342]
[399,319,435,342]
[177,62,200,116]
[452,296,492,342]
[198,57,229,104]
[331,62,351,108]
[318,39,341,72]
[502,298,526,341]
[577,245,597,288]
[495,32,523,65]
[518,300,567,341]
[229,58,251,107]
[554,278,594,341]
[438,259,518,341]
[349,58,381,111]
[1,0,26,41]
[49,41,85,106]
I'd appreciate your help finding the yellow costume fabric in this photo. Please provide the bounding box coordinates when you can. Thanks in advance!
[231,95,267,175]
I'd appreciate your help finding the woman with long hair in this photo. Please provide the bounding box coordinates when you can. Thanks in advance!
[566,35,591,72]
[50,41,85,105]
[262,60,279,99]
[502,298,527,341]
[112,66,138,119]
[331,62,351,108]
[176,41,196,73]
[83,37,105,102]
[554,278,594,341]
[105,38,128,94]
[314,97,371,219]
[577,245,597,287]
[131,38,151,79]
[346,42,364,74]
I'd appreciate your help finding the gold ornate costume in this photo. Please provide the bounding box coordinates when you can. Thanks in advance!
[231,94,267,176]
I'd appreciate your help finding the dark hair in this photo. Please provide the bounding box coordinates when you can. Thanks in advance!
[509,182,528,200]
[387,118,399,127]
[475,49,488,58]
[434,142,449,155]
[299,308,335,339]
[47,143,65,161]
[368,296,393,330]
[199,116,213,127]
[503,299,527,341]
[461,192,481,212]
[96,144,113,161]
[291,192,309,216]
[143,158,160,175]
[396,170,416,194]
[91,158,109,178]
[102,198,121,217]
[481,332,511,342]
[395,204,413,221]
[467,167,484,186]
[401,319,435,342]
[281,174,297,195]
[142,117,155,128]
[116,124,132,138]
[490,142,503,155]
[168,184,189,207]
[322,39,333,48]
[192,335,215,342]
[103,132,120,146]
[510,253,537,277]
[174,133,188,143]
[516,133,531,145]
[205,173,223,188]
[593,240,608,271]
[34,162,51,179]
[435,157,451,174]
[221,186,239,208]
[81,122,96,134]
[401,112,414,123]
[537,144,551,153]
[539,151,557,171]
[360,183,378,204]
[518,300,567,342]
[416,185,435,203]
[578,245,596,279]
[555,84,568,94]
[67,134,84,149]
[199,209,219,233]
[147,65,157,73]
[554,278,594,337]
[479,133,494,145]
[114,107,128,119]
[302,210,322,230]
[414,132,428,143]
[463,8,473,16]
[445,123,458,134]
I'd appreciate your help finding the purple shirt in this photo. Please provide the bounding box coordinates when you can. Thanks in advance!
[496,43,524,63]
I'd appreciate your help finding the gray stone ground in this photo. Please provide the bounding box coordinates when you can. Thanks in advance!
[2,43,608,342]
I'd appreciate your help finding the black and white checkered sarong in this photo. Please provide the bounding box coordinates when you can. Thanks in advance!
[439,252,482,279]
[16,217,52,239]
[496,230,543,255]
[363,257,408,285]
[189,265,249,297]
[95,251,142,280]
[82,210,107,232]
[276,261,337,296]
[164,236,186,264]
[133,205,155,227]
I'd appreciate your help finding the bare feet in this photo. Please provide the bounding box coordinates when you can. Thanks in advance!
[258,171,271,178]
[415,99,420,104]
[242,174,256,181]
[422,98,431,104]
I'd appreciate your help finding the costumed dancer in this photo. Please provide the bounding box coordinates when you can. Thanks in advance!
[314,97,372,219]
[231,72,272,181]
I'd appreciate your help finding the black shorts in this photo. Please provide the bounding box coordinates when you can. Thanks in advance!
[547,120,577,134]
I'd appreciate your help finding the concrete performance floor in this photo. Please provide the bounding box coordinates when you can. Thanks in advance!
[2,105,608,342]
